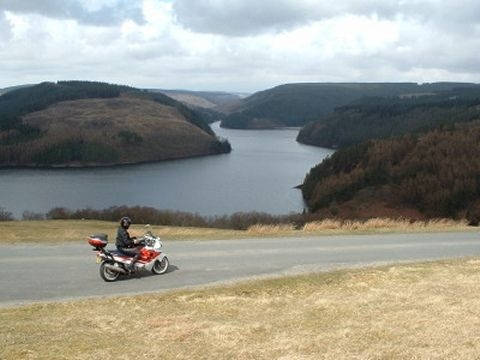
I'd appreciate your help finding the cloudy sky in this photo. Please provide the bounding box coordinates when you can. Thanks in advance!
[0,0,479,92]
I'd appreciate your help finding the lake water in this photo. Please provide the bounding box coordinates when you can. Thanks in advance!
[0,122,333,218]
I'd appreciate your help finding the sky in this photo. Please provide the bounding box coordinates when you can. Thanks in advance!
[0,0,479,93]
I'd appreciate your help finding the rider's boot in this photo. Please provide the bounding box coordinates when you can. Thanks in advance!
[129,253,140,272]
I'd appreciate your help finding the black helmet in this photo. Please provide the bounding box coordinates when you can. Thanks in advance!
[120,216,132,228]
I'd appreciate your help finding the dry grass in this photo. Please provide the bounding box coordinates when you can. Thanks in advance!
[0,220,248,245]
[302,217,470,234]
[302,218,343,231]
[3,258,480,359]
[246,223,296,234]
[0,218,473,245]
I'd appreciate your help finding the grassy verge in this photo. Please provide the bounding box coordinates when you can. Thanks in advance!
[2,259,480,359]
[0,218,475,245]
[0,220,246,244]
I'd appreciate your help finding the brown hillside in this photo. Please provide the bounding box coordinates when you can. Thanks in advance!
[163,93,217,109]
[0,94,225,167]
[302,124,480,221]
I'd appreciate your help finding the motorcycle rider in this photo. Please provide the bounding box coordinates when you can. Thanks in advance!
[116,216,140,271]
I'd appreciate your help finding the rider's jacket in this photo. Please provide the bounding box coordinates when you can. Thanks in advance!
[116,227,134,249]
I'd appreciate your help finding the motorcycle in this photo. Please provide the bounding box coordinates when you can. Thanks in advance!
[88,231,169,282]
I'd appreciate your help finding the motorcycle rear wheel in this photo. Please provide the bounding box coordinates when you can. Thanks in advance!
[100,261,121,282]
[152,256,169,275]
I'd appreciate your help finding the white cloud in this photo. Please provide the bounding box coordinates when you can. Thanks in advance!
[0,0,479,92]
[172,0,404,36]
[172,0,480,36]
[0,12,13,42]
[0,0,145,26]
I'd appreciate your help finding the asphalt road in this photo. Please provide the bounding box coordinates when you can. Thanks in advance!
[1,232,480,306]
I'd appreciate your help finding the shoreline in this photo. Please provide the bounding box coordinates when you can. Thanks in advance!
[0,148,231,171]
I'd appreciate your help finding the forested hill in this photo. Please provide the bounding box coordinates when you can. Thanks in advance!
[297,86,480,148]
[301,123,480,222]
[0,84,33,96]
[0,81,231,167]
[1,81,215,136]
[220,82,477,129]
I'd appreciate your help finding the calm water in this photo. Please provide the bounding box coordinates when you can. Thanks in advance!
[0,122,333,218]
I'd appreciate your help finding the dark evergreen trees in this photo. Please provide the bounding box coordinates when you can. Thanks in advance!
[297,87,480,148]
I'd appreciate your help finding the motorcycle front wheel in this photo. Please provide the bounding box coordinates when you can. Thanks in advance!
[100,261,121,282]
[152,256,169,275]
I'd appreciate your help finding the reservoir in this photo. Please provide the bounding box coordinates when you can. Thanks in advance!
[0,122,333,218]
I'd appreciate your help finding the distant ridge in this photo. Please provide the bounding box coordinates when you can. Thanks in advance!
[147,88,245,124]
[220,82,479,129]
[152,89,245,109]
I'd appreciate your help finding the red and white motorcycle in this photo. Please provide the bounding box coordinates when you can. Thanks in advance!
[88,231,169,282]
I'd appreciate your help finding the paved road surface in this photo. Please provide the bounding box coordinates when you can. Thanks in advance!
[1,232,480,306]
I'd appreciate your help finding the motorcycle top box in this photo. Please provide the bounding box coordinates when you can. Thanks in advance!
[88,233,108,249]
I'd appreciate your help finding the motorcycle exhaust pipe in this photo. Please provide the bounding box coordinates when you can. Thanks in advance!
[104,263,127,274]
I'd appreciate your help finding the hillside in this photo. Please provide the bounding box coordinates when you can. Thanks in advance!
[301,123,480,222]
[297,87,480,148]
[148,89,245,124]
[220,82,478,129]
[155,89,243,110]
[0,84,33,96]
[0,81,231,167]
